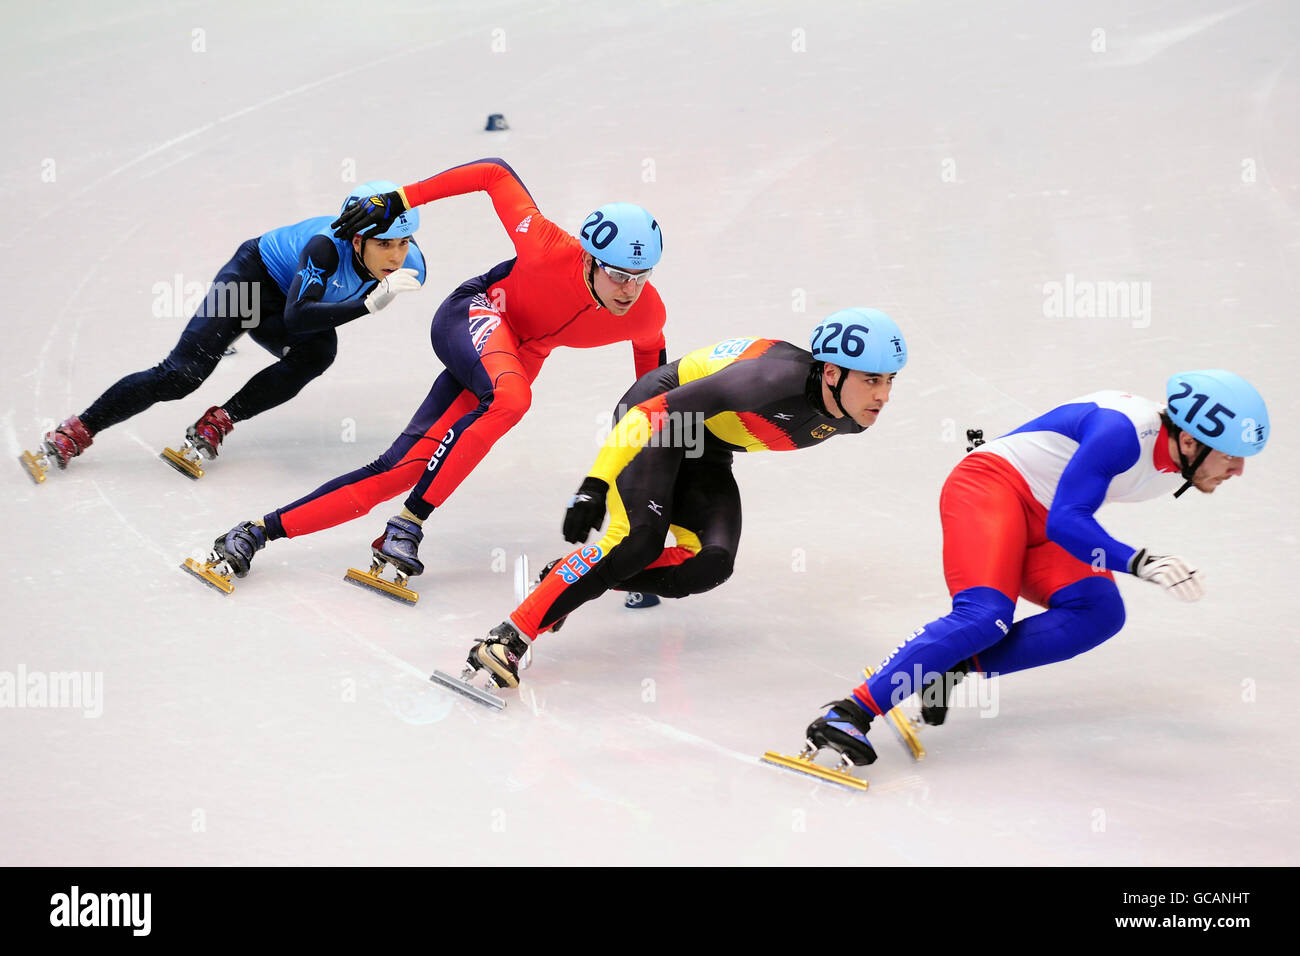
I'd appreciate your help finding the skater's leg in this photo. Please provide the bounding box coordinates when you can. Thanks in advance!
[78,239,266,434]
[401,294,534,520]
[615,457,741,598]
[508,446,684,639]
[222,329,338,423]
[851,455,1032,717]
[972,546,1126,675]
[262,369,475,540]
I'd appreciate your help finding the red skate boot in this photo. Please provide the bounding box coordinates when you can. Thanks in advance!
[19,416,94,483]
[187,406,234,459]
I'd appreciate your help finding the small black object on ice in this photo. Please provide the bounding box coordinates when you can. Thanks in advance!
[485,113,508,131]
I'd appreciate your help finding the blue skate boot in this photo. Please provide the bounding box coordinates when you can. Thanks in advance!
[344,516,425,605]
[371,516,424,577]
[213,521,267,577]
[624,591,661,609]
[805,697,878,767]
[181,520,267,595]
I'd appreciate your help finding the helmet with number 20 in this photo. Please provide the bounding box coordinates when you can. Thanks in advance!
[1165,369,1269,457]
[809,307,908,374]
[579,203,662,270]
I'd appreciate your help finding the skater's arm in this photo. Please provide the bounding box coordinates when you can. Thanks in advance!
[1046,410,1142,572]
[281,236,372,333]
[631,290,667,377]
[632,343,667,379]
[401,158,569,257]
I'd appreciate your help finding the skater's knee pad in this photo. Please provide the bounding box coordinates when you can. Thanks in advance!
[674,546,734,595]
[598,527,665,584]
[945,586,1018,658]
[1049,576,1127,650]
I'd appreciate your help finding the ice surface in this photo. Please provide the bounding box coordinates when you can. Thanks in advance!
[1,0,1296,865]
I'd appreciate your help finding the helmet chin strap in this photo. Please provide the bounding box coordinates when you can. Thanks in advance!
[352,239,377,281]
[826,365,851,418]
[586,259,609,310]
[1173,441,1212,499]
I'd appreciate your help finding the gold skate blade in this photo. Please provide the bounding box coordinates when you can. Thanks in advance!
[18,450,48,485]
[180,558,234,594]
[760,751,869,792]
[429,670,506,710]
[864,666,926,761]
[159,446,204,479]
[344,567,419,605]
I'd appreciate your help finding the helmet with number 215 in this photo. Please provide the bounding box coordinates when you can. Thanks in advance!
[1165,369,1269,457]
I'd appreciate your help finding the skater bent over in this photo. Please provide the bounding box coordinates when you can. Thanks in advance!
[460,308,909,690]
[794,370,1270,774]
[23,180,425,482]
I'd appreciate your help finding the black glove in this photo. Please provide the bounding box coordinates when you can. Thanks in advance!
[331,189,407,239]
[563,477,608,544]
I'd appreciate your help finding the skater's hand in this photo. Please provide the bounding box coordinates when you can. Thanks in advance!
[332,188,408,239]
[1130,549,1204,601]
[563,476,608,544]
[364,268,422,313]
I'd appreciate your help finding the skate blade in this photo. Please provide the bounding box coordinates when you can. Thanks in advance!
[180,558,234,595]
[344,567,419,605]
[864,666,926,761]
[429,669,506,710]
[18,450,49,485]
[159,446,204,480]
[760,751,869,792]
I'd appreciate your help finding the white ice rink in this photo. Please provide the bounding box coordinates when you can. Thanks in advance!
[2,0,1297,865]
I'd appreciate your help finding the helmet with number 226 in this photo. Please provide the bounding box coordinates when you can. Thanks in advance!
[809,308,908,373]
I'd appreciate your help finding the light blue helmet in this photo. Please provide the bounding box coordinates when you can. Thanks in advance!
[810,308,908,373]
[1166,370,1269,457]
[579,202,661,269]
[341,180,419,239]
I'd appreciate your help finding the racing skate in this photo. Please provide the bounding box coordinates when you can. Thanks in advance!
[761,666,925,792]
[344,516,423,605]
[161,407,236,480]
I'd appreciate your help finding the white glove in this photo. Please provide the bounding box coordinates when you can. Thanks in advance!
[364,267,421,313]
[1130,549,1204,602]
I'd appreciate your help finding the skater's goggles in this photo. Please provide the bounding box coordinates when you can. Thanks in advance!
[595,260,654,287]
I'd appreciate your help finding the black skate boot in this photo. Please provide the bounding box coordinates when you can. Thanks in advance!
[805,697,878,767]
[919,658,973,726]
[371,516,424,577]
[467,622,532,689]
[212,521,268,577]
